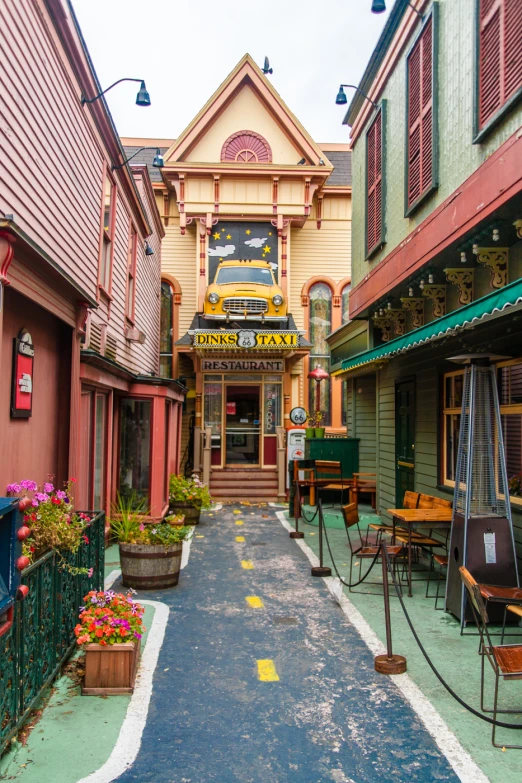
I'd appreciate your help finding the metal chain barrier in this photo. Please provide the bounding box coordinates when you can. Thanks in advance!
[320,502,383,589]
[380,544,522,731]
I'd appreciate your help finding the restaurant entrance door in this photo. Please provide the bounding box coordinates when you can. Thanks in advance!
[225,385,261,465]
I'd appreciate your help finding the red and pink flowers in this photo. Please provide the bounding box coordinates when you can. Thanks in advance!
[74,590,145,647]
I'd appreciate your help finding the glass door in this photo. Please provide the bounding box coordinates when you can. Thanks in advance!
[225,385,261,465]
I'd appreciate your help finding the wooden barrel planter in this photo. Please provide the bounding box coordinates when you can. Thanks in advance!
[82,640,140,695]
[119,542,183,589]
[168,502,202,524]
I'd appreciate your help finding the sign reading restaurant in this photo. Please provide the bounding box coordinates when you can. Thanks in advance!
[202,359,285,372]
[192,329,299,350]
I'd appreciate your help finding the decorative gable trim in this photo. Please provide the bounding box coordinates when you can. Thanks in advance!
[221,130,272,162]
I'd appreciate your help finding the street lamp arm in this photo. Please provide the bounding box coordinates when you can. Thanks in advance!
[112,147,146,171]
[81,78,145,105]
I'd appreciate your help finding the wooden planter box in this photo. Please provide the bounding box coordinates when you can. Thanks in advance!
[82,640,140,695]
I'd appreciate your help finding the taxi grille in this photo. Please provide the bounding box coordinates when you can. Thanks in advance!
[223,297,268,314]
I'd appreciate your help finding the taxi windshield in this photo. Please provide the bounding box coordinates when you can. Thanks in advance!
[216,267,273,286]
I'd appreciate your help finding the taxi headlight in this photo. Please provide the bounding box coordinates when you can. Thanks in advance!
[272,294,283,306]
[208,292,220,304]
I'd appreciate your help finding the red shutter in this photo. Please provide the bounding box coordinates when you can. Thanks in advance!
[407,17,433,210]
[504,0,522,101]
[367,110,382,253]
[479,0,522,130]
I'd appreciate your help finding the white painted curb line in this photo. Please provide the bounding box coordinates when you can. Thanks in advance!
[276,511,490,783]
[77,597,169,783]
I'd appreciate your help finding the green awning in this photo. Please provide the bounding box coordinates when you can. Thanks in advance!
[339,278,522,375]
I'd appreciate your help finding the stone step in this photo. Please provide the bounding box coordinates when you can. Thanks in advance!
[211,479,279,490]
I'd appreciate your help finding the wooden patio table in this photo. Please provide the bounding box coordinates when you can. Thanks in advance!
[387,508,452,597]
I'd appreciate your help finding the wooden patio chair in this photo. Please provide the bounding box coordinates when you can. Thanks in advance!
[314,460,349,509]
[460,566,522,749]
[342,503,404,594]
[368,490,420,542]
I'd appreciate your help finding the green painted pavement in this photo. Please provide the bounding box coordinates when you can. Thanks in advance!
[290,506,522,783]
[0,554,153,783]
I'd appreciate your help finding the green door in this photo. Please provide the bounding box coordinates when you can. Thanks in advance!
[395,379,415,505]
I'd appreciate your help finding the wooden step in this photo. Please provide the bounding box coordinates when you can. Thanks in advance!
[210,469,281,500]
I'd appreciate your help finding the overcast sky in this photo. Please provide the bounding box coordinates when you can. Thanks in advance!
[73,0,391,144]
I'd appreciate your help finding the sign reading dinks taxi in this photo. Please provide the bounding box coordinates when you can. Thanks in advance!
[193,329,299,350]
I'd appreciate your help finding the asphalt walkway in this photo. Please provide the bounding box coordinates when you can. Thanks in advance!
[113,506,463,783]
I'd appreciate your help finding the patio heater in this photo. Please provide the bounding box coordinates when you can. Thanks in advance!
[445,356,520,623]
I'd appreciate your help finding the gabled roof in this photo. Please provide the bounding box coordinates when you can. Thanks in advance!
[163,54,329,167]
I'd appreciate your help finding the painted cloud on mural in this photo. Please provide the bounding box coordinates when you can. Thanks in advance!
[207,244,236,257]
[244,237,267,249]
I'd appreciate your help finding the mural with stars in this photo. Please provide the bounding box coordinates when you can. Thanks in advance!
[207,222,279,284]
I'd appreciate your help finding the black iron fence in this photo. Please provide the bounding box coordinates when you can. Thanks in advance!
[0,510,105,755]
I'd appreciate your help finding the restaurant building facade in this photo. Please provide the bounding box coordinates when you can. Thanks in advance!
[0,0,184,520]
[123,55,352,499]
[331,0,522,565]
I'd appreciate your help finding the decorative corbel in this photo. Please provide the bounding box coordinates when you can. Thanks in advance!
[163,192,170,227]
[76,301,91,337]
[476,247,508,289]
[316,191,323,230]
[514,220,522,240]
[388,309,406,336]
[271,215,290,238]
[213,176,220,213]
[444,268,474,305]
[333,295,341,308]
[304,177,311,216]
[422,285,446,318]
[180,214,193,236]
[0,230,16,285]
[372,315,393,342]
[400,297,424,328]
[272,177,279,215]
[301,293,309,307]
[178,175,185,213]
[199,214,218,236]
[281,231,288,278]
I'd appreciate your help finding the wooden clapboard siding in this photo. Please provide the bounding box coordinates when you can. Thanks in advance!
[348,375,377,474]
[289,211,351,330]
[0,0,103,296]
[161,218,198,336]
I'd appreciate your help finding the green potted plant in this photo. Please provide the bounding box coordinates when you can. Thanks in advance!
[169,474,212,524]
[75,589,145,694]
[305,411,316,439]
[306,411,325,439]
[110,493,191,589]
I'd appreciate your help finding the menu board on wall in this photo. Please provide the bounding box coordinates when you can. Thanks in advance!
[207,221,279,284]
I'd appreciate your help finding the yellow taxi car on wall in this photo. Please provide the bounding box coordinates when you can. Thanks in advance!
[203,260,287,321]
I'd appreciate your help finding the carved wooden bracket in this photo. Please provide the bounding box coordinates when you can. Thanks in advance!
[316,191,323,230]
[272,177,279,215]
[422,285,446,317]
[76,301,91,336]
[0,230,16,285]
[180,214,193,236]
[514,220,522,240]
[214,176,220,213]
[388,309,406,336]
[199,214,219,236]
[372,315,393,342]
[400,297,424,328]
[301,294,310,307]
[476,247,508,289]
[271,215,290,237]
[444,268,474,305]
[163,192,170,227]
[304,177,311,216]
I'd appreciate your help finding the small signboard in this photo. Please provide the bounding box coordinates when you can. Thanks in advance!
[193,330,299,350]
[201,359,285,372]
[11,329,34,419]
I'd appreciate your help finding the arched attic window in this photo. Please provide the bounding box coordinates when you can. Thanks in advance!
[221,131,272,163]
[309,282,332,426]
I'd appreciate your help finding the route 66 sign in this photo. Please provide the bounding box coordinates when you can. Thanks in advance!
[237,330,256,349]
[290,406,307,426]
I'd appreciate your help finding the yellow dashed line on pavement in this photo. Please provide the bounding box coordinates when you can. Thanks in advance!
[257,660,279,681]
[235,536,245,543]
[245,596,264,608]
[241,560,254,570]
[235,520,244,525]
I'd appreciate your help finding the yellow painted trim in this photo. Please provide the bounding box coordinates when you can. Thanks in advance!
[257,659,279,681]
[245,596,264,608]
